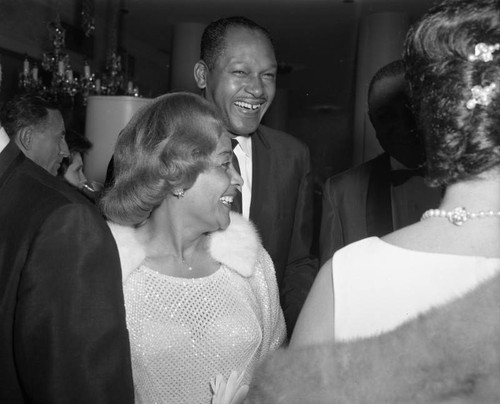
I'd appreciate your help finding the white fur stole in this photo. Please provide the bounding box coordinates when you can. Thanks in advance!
[108,212,261,281]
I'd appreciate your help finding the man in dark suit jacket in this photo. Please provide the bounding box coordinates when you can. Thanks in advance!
[0,123,134,400]
[194,16,317,336]
[319,61,442,265]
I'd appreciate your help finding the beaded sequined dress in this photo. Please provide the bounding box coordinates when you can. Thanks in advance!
[110,213,286,404]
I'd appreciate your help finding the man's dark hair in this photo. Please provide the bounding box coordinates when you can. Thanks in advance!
[200,16,274,70]
[65,129,92,155]
[368,60,405,102]
[0,93,59,138]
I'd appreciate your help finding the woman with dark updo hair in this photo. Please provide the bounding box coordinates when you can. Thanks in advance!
[291,0,500,346]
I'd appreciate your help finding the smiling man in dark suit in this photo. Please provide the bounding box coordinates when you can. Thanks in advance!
[194,16,318,337]
[0,117,134,403]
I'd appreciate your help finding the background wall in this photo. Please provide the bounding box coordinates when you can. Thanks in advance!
[0,0,435,182]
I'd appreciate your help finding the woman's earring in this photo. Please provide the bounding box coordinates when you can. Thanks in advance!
[174,188,185,198]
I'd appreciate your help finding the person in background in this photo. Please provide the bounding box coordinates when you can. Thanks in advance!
[59,130,101,201]
[319,60,442,266]
[0,93,69,176]
[291,0,499,347]
[0,122,134,401]
[100,92,286,404]
[194,16,318,336]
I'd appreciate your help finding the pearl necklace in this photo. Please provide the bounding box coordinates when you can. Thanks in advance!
[421,206,500,226]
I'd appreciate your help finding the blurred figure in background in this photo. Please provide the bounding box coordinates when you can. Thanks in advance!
[59,130,101,201]
[319,60,442,265]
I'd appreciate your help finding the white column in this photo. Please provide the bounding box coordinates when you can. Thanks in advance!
[352,12,410,166]
[84,95,152,184]
[169,22,205,92]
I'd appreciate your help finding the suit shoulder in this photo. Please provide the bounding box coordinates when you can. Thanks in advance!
[257,124,309,152]
[5,158,94,215]
[324,160,370,190]
[324,154,388,188]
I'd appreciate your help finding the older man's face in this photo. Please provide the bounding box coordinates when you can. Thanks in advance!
[27,109,69,175]
[203,27,277,136]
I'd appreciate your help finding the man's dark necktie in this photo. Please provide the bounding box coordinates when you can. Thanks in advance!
[231,138,242,213]
[390,167,425,187]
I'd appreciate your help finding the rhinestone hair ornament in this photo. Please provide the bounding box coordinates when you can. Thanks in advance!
[466,82,497,110]
[465,43,499,110]
[468,43,500,62]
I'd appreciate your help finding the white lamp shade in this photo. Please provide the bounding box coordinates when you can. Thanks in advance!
[84,95,152,184]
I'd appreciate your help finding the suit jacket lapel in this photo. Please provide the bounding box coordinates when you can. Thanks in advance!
[249,127,273,223]
[366,153,394,237]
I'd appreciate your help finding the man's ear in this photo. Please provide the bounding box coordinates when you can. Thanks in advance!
[194,60,208,90]
[17,127,33,151]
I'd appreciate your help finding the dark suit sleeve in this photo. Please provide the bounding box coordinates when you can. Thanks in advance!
[318,177,345,266]
[281,146,318,336]
[14,203,134,404]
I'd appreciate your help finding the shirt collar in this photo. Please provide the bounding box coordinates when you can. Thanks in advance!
[235,135,252,158]
[0,127,10,154]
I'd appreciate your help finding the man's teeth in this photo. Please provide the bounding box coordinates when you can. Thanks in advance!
[235,101,261,110]
[220,196,234,206]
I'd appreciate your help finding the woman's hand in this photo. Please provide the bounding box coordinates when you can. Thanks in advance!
[211,370,249,404]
